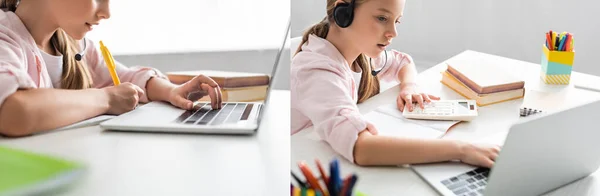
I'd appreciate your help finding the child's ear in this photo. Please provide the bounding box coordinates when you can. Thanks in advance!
[333,0,347,7]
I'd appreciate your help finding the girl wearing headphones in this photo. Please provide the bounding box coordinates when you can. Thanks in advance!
[291,0,500,167]
[0,0,222,137]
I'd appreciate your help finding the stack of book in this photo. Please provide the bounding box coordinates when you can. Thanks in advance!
[167,70,270,102]
[441,53,525,106]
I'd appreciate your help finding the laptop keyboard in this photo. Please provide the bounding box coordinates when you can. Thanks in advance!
[176,103,253,125]
[441,167,490,196]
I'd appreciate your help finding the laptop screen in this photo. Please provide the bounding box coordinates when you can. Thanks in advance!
[256,19,290,127]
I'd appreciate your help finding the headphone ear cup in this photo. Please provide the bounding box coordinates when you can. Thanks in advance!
[333,4,353,28]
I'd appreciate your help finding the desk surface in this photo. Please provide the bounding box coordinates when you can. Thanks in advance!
[291,50,600,196]
[0,90,290,196]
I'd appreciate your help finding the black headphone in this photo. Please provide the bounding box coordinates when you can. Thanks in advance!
[75,38,87,61]
[333,0,356,28]
[370,50,388,76]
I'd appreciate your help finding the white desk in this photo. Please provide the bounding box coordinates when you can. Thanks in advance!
[291,51,600,196]
[0,90,290,196]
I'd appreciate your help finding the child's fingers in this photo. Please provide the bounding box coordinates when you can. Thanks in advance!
[405,95,413,111]
[422,93,432,103]
[173,95,193,110]
[129,83,145,99]
[396,95,406,112]
[191,74,219,87]
[414,94,425,109]
[428,94,441,100]
[483,158,494,168]
[201,83,221,109]
[215,86,223,109]
[366,122,379,135]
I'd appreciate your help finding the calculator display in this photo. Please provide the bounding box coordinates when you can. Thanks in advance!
[458,101,468,109]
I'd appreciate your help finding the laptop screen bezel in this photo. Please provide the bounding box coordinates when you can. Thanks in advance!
[255,19,290,131]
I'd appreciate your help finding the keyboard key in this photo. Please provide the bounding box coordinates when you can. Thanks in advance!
[467,171,476,176]
[474,174,484,180]
[453,187,469,195]
[468,184,477,190]
[184,106,210,124]
[477,189,484,194]
[468,192,478,196]
[441,180,451,185]
[481,171,490,177]
[466,178,475,183]
[447,181,467,190]
[477,181,486,186]
[450,177,459,182]
[474,168,489,174]
[197,109,220,125]
[225,104,246,123]
[210,103,235,125]
[458,174,471,180]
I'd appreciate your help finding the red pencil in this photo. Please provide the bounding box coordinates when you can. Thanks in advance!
[339,175,352,196]
[546,32,552,50]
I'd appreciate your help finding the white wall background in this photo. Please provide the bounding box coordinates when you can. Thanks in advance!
[292,0,600,77]
[87,0,290,90]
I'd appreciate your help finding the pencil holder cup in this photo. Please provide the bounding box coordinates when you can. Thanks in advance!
[540,44,575,85]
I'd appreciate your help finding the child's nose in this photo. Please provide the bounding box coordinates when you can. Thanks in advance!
[97,3,111,20]
[386,25,398,38]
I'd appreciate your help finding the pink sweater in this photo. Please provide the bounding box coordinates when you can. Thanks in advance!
[291,34,413,162]
[0,10,166,107]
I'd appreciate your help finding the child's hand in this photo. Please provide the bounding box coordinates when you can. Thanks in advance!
[103,82,145,115]
[397,82,440,112]
[366,122,379,135]
[459,142,501,168]
[169,75,222,110]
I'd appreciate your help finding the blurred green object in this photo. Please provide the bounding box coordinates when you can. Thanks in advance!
[0,146,84,195]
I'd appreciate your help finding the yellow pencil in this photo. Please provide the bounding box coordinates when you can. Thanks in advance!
[293,187,300,196]
[99,40,121,85]
[306,189,315,196]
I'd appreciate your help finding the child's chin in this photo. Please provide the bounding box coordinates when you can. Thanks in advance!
[63,30,86,41]
[364,50,384,59]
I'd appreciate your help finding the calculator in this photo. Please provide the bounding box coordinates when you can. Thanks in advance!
[402,100,478,121]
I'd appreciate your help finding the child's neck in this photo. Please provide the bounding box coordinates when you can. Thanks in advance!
[14,1,58,55]
[325,28,360,70]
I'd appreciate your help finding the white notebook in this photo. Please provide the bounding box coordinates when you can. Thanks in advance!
[364,104,461,139]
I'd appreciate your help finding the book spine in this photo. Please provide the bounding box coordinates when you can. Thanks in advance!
[447,66,484,94]
[221,76,270,88]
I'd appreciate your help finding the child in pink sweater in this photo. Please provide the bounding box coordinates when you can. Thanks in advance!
[0,0,222,136]
[291,0,501,167]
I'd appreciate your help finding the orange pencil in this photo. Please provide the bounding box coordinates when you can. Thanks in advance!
[298,161,326,196]
[315,159,330,187]
[565,33,573,52]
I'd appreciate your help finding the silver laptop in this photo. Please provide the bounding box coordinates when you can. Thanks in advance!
[412,98,600,196]
[100,20,290,135]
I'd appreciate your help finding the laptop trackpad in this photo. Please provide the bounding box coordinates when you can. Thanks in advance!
[122,102,183,125]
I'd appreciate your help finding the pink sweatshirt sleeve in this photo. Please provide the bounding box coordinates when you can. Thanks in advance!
[85,39,167,102]
[0,31,36,107]
[372,50,414,82]
[292,60,368,162]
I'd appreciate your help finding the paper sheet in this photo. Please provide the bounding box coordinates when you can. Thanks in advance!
[49,115,115,132]
[364,104,461,139]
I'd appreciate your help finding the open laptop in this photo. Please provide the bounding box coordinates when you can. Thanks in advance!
[100,20,290,135]
[412,98,600,196]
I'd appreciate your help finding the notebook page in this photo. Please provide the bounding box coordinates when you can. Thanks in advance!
[374,104,461,132]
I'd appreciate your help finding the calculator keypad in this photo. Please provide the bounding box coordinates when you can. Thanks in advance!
[410,102,453,115]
